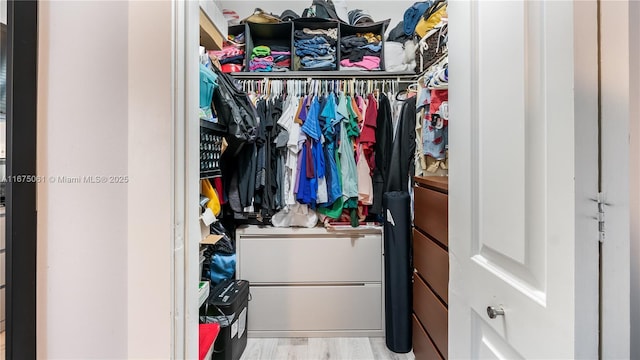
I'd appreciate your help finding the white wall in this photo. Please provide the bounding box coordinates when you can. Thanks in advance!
[217,0,415,33]
[37,1,128,358]
[630,1,640,358]
[127,1,174,358]
[37,1,175,359]
[1,0,6,25]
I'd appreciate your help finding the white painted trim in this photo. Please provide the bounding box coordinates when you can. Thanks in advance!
[572,1,600,358]
[172,1,185,358]
[629,2,640,359]
[173,0,202,358]
[600,0,632,358]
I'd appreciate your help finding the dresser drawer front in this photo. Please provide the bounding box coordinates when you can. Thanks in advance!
[248,284,382,331]
[238,234,382,283]
[413,275,448,359]
[413,314,444,360]
[413,229,449,303]
[414,186,448,247]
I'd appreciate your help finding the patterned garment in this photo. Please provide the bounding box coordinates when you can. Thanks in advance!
[422,89,448,160]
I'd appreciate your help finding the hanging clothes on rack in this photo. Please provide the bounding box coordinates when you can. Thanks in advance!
[219,77,411,226]
[371,93,393,216]
[387,94,417,193]
[419,56,449,175]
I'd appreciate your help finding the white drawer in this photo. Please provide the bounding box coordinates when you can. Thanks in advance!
[237,233,382,283]
[247,284,382,332]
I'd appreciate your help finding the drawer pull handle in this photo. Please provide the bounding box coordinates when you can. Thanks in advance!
[486,306,505,319]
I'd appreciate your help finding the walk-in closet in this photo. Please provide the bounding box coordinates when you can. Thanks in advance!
[196,1,448,359]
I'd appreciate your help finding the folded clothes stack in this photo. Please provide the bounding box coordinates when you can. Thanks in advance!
[250,45,290,72]
[208,45,245,72]
[340,32,383,70]
[294,28,338,70]
[270,44,291,71]
[227,32,245,46]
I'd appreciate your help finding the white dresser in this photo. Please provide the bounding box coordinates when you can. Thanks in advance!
[236,225,384,337]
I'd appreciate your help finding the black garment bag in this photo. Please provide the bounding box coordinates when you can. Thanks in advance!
[383,191,413,353]
[210,65,258,156]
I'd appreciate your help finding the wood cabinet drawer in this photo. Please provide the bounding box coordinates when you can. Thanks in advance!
[413,314,443,360]
[238,233,382,284]
[248,284,382,332]
[414,275,448,359]
[414,186,448,247]
[413,229,449,303]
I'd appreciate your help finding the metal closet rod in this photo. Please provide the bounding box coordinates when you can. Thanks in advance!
[230,71,418,81]
[238,78,409,95]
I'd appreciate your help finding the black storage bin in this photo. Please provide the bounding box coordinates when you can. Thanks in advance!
[202,279,250,360]
[292,18,340,71]
[339,20,390,71]
[200,120,224,179]
[228,24,245,42]
[225,24,246,72]
[245,22,293,72]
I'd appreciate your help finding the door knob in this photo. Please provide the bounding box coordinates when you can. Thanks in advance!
[486,306,505,319]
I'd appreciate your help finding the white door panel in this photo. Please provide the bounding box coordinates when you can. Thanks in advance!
[449,0,599,358]
[472,311,525,360]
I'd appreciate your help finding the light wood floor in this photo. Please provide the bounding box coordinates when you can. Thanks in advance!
[240,337,415,360]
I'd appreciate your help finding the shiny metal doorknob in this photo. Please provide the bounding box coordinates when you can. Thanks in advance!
[487,306,505,319]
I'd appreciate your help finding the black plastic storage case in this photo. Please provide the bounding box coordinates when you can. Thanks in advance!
[205,279,250,360]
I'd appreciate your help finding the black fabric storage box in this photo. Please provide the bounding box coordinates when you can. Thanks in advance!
[228,24,245,41]
[292,18,340,71]
[339,20,390,71]
[203,279,250,360]
[245,22,293,72]
[226,24,246,72]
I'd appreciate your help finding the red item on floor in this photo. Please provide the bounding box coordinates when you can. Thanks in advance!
[199,323,221,360]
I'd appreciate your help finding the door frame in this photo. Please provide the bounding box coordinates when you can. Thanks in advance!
[599,0,633,358]
[169,0,637,357]
[172,0,201,358]
[5,0,38,359]
[629,2,640,359]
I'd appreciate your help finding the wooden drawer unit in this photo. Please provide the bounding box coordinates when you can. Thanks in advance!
[414,185,448,247]
[236,225,384,337]
[412,314,444,360]
[413,176,448,359]
[413,229,449,303]
[414,275,448,359]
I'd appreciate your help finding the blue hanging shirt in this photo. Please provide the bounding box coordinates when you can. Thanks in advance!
[318,93,342,205]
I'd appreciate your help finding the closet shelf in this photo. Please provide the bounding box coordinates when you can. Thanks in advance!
[200,119,225,133]
[230,71,417,80]
[199,0,227,50]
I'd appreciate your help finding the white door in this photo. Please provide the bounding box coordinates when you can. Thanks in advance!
[448,1,600,358]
